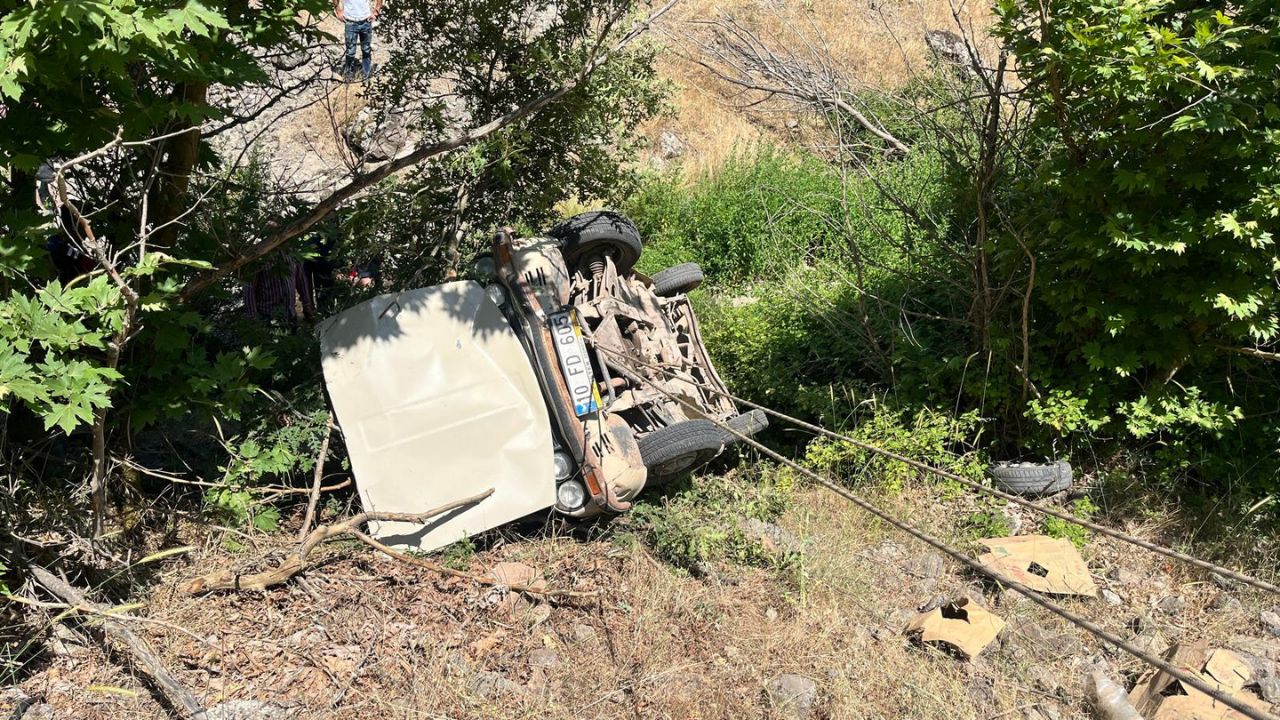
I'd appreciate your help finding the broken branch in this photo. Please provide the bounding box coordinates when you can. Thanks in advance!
[182,489,495,594]
[298,416,334,541]
[30,565,208,719]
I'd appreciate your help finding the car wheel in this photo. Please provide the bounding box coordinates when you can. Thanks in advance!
[549,210,643,275]
[651,262,704,296]
[721,409,768,443]
[638,419,726,486]
[987,460,1072,497]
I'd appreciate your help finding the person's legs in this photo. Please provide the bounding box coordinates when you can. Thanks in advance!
[343,21,359,79]
[359,20,373,79]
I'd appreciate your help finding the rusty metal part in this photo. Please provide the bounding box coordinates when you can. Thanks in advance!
[493,229,624,513]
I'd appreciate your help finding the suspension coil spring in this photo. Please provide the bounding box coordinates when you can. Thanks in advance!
[587,252,606,283]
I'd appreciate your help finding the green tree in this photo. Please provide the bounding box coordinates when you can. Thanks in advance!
[997,0,1280,461]
[0,0,666,536]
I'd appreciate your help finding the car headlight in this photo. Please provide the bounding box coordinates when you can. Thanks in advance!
[473,255,497,279]
[553,450,575,481]
[484,283,507,307]
[556,479,587,510]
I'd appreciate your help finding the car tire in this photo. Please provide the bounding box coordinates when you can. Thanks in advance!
[722,409,768,443]
[549,210,643,275]
[987,460,1072,497]
[652,262,704,296]
[638,419,726,486]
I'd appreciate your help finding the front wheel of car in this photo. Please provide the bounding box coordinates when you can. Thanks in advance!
[651,262,704,296]
[638,419,726,486]
[549,210,643,275]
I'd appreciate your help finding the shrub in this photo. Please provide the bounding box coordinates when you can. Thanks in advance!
[630,467,796,570]
[802,406,987,493]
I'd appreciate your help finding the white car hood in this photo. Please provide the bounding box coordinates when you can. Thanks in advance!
[318,281,555,552]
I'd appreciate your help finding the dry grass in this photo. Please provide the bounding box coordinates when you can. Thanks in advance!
[640,0,994,174]
[12,472,1277,720]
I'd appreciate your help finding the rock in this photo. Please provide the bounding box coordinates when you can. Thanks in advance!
[1128,632,1169,658]
[205,700,296,720]
[1126,615,1152,635]
[570,623,598,644]
[1000,619,1086,660]
[658,131,684,159]
[1210,592,1243,612]
[445,649,470,677]
[1262,610,1280,638]
[19,705,54,720]
[1107,567,1142,587]
[343,106,416,162]
[1001,504,1024,535]
[269,48,308,71]
[966,675,997,706]
[1023,703,1062,720]
[1101,589,1123,606]
[470,670,522,700]
[528,649,559,668]
[1155,595,1186,616]
[924,29,970,67]
[524,603,552,628]
[1211,573,1238,590]
[765,674,819,719]
[1258,676,1280,704]
[918,595,947,613]
[739,518,804,556]
[1229,635,1280,663]
[1029,664,1063,696]
[903,553,946,581]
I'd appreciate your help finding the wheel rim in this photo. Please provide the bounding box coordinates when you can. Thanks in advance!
[651,449,714,479]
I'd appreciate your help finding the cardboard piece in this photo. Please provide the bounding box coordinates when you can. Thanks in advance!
[904,597,1006,659]
[1128,642,1272,720]
[976,535,1098,596]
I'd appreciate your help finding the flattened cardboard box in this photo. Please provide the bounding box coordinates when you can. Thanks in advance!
[904,597,1005,660]
[977,535,1097,596]
[1128,641,1272,720]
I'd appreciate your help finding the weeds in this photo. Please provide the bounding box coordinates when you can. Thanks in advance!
[1042,497,1098,548]
[630,467,796,570]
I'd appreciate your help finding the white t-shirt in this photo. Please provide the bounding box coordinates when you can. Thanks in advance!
[343,0,372,21]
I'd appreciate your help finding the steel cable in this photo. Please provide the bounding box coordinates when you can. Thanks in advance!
[599,354,1277,720]
[591,344,1280,597]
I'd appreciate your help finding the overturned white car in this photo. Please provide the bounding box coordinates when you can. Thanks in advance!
[319,211,766,551]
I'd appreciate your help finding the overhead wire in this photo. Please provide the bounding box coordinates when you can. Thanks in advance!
[596,351,1278,720]
[592,344,1280,596]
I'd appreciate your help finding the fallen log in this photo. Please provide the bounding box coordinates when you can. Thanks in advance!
[30,565,208,719]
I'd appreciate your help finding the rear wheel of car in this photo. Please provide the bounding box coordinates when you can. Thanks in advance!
[549,210,643,275]
[722,409,768,442]
[652,262,704,296]
[638,419,725,486]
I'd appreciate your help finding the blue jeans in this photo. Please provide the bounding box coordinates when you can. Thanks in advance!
[344,19,373,80]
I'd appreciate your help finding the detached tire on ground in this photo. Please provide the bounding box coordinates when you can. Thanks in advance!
[987,460,1072,497]
[549,210,643,275]
[722,409,768,443]
[652,262,704,296]
[638,419,726,486]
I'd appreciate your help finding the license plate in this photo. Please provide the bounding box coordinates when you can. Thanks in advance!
[549,310,601,416]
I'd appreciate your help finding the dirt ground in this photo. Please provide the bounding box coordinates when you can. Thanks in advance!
[9,478,1279,720]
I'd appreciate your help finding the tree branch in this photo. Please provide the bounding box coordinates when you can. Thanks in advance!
[31,565,208,719]
[182,488,496,594]
[178,0,678,302]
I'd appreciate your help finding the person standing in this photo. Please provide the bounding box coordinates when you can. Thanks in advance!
[335,0,381,81]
